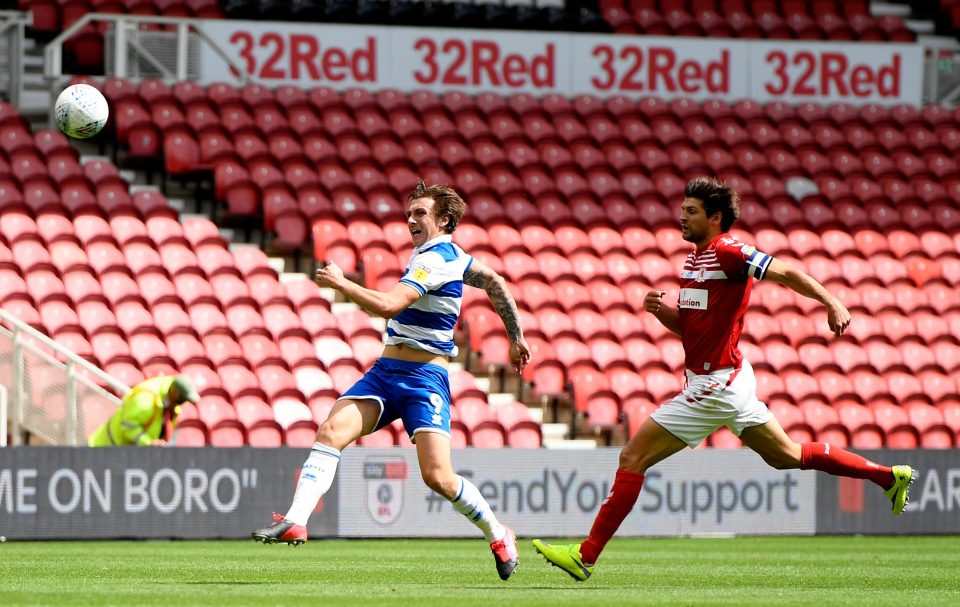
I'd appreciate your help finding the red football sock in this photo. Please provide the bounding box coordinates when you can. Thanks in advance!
[580,468,644,565]
[801,442,893,489]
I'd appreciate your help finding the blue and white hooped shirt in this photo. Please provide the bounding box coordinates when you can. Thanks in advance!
[387,234,473,357]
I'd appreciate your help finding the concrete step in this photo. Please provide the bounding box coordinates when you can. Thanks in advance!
[166,198,186,213]
[266,256,286,275]
[543,438,597,449]
[870,1,911,17]
[129,184,161,193]
[487,392,516,408]
[15,90,52,116]
[331,301,360,315]
[367,316,386,332]
[541,422,568,440]
[906,19,935,34]
[525,406,544,424]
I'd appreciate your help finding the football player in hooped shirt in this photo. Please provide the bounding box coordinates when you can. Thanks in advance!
[252,180,531,581]
[533,177,915,582]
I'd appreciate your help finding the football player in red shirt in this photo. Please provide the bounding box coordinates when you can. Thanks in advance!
[533,177,915,581]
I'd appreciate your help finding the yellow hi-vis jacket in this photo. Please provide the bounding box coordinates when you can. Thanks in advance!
[88,376,179,447]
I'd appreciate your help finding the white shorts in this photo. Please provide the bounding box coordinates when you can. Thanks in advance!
[650,360,773,448]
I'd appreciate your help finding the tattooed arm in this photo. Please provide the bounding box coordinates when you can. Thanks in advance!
[463,259,531,373]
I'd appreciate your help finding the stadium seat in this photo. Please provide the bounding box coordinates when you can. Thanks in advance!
[448,420,470,449]
[471,420,507,448]
[284,419,320,448]
[173,419,209,447]
[209,419,247,447]
[710,427,742,449]
[247,419,285,447]
[357,426,396,447]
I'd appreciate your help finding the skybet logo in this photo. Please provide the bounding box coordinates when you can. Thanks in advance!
[365,459,408,525]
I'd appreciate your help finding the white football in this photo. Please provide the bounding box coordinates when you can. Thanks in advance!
[55,84,109,139]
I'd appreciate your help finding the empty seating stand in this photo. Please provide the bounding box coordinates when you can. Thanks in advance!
[0,100,544,447]
[15,62,960,449]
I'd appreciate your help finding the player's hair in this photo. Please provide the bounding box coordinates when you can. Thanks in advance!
[684,177,740,232]
[409,179,466,233]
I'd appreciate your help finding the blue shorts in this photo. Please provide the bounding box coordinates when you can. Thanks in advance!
[338,357,451,442]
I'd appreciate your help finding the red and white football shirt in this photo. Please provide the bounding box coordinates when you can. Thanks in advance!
[677,233,773,374]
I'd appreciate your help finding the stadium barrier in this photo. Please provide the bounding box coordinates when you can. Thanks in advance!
[196,20,925,106]
[0,10,29,108]
[2,447,954,540]
[43,13,249,109]
[0,309,127,447]
[816,449,960,535]
[0,446,337,540]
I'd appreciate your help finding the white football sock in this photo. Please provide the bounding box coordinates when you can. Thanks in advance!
[284,443,340,526]
[449,475,505,542]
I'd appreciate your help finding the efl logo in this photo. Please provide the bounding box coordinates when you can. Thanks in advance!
[364,459,409,525]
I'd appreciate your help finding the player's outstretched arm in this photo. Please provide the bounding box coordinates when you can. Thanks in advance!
[644,290,681,336]
[463,260,531,373]
[316,262,420,318]
[763,257,851,337]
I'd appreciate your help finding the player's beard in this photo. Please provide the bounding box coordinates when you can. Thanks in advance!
[680,224,700,243]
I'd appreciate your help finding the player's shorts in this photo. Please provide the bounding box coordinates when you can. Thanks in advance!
[650,359,772,448]
[338,357,451,443]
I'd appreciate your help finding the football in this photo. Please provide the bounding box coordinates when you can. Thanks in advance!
[54,84,109,139]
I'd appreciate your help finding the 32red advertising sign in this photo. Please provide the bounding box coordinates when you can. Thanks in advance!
[198,21,923,106]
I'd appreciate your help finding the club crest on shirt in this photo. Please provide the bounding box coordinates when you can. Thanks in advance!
[364,458,408,525]
[678,287,708,310]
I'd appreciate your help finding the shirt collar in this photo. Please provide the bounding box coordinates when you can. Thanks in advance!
[415,234,452,254]
[696,232,727,254]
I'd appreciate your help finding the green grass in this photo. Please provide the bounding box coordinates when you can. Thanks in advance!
[1,536,957,606]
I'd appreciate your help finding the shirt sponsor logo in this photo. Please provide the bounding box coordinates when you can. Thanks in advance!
[411,265,431,282]
[680,269,727,280]
[678,288,708,310]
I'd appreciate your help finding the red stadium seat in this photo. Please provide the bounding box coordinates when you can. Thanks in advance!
[172,419,208,447]
[471,421,507,448]
[209,419,247,447]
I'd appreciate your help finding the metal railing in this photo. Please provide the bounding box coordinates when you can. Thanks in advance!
[923,37,960,106]
[0,308,128,446]
[0,10,30,107]
[0,385,7,447]
[44,13,248,85]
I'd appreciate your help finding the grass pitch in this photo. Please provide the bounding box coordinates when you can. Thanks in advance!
[1,536,957,607]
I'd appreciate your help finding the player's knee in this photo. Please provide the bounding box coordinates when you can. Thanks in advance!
[421,470,457,499]
[762,450,801,470]
[315,424,348,451]
[619,448,651,473]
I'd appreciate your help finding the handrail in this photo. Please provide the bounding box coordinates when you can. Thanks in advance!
[0,385,7,447]
[0,308,129,395]
[0,10,30,108]
[0,10,32,34]
[44,12,249,83]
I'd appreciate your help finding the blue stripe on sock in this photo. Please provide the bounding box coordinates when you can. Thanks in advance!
[311,444,341,460]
